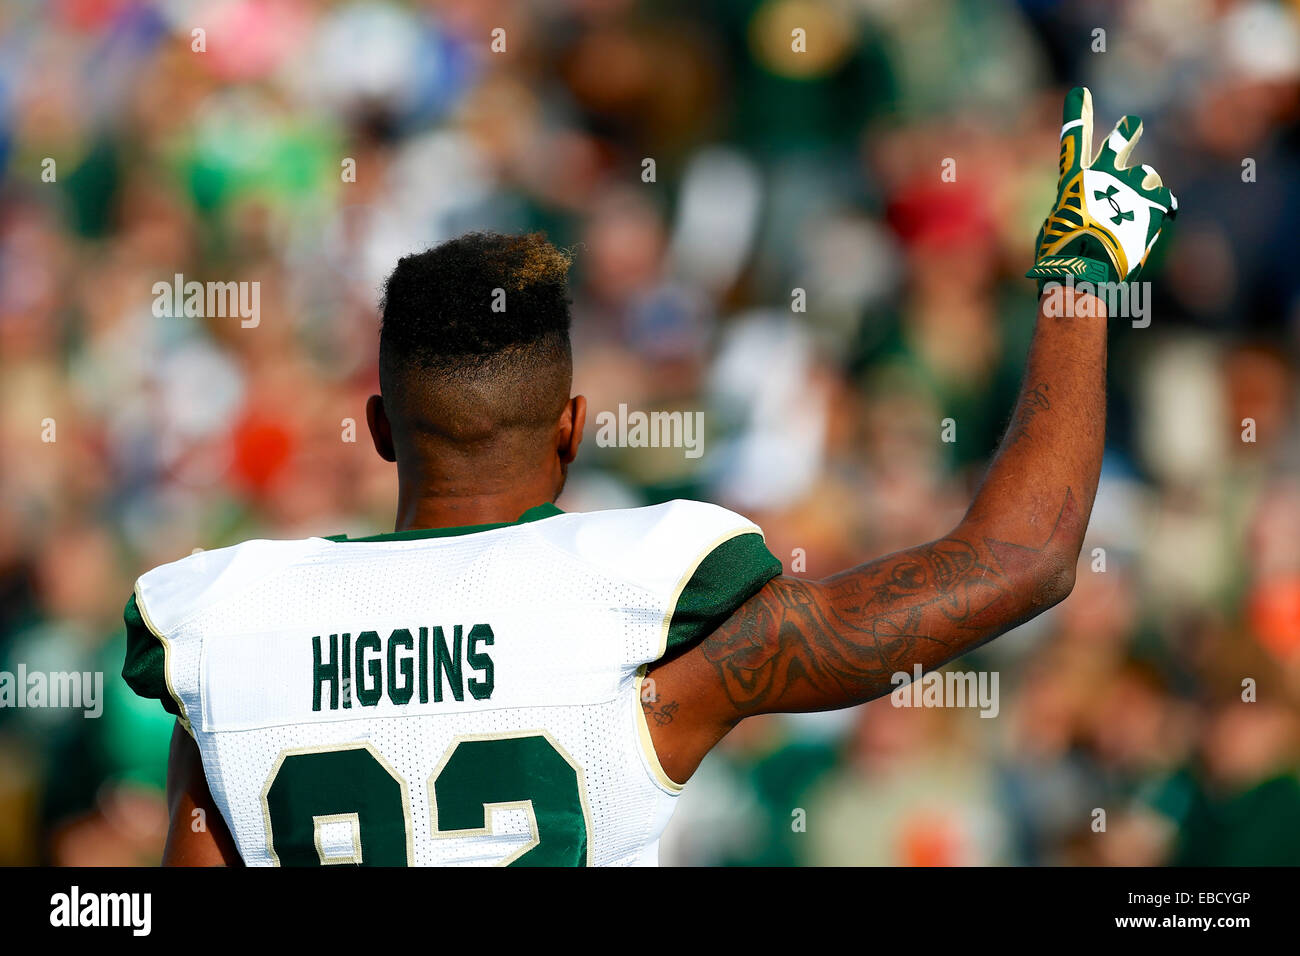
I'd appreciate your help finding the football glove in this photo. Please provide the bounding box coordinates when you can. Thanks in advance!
[1026,86,1177,288]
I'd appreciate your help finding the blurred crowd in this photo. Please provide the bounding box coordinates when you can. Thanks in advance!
[2,0,1300,865]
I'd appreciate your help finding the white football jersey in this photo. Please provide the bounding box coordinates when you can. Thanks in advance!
[123,500,781,866]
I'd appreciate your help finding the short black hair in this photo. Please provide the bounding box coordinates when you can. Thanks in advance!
[380,231,572,376]
[378,232,574,445]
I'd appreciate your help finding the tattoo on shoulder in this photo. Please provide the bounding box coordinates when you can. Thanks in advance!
[700,488,1080,714]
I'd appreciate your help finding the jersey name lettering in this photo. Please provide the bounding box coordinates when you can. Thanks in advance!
[311,624,495,711]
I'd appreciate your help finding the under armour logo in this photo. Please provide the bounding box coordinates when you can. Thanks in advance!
[1095,185,1134,225]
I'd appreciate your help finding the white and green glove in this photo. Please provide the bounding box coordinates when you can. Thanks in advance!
[1026,86,1177,289]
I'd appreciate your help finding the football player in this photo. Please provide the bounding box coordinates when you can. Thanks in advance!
[124,87,1175,866]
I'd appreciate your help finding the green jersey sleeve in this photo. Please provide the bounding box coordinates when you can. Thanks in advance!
[121,591,185,722]
[663,531,783,656]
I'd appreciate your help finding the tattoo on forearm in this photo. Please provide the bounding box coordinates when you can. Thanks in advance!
[1005,382,1051,447]
[701,488,1081,714]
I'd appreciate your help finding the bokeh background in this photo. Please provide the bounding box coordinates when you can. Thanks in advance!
[3,0,1300,866]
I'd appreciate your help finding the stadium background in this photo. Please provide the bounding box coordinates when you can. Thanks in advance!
[2,0,1300,866]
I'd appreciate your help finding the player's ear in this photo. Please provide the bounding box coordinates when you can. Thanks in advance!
[558,394,586,465]
[366,394,397,463]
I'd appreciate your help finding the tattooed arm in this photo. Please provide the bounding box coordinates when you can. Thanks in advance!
[645,288,1107,783]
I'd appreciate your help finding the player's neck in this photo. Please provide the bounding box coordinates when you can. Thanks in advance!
[392,484,557,533]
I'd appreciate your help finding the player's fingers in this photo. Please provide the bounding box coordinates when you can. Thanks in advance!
[1059,86,1093,175]
[1140,166,1176,211]
[1096,114,1144,170]
[1124,164,1176,213]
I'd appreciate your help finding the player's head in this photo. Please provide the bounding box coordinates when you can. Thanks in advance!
[367,231,585,497]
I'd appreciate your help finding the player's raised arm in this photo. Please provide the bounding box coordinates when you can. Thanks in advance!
[646,88,1177,784]
[653,285,1101,756]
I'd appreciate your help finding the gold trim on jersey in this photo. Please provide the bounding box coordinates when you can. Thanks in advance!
[637,524,770,795]
[312,812,363,865]
[426,730,595,867]
[133,583,194,738]
[633,667,686,794]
